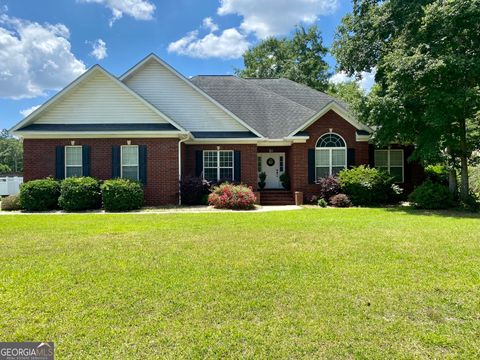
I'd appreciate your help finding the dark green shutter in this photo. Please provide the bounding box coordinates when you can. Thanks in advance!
[112,146,120,178]
[82,145,91,177]
[195,150,203,177]
[368,145,375,168]
[347,148,355,168]
[308,149,316,184]
[55,146,65,180]
[234,151,241,182]
[139,145,147,185]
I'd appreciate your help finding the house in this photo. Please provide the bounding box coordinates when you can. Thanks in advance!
[10,54,423,205]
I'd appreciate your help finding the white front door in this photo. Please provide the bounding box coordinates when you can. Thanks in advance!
[258,153,285,189]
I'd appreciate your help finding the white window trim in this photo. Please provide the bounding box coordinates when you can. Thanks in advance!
[203,150,234,182]
[65,145,83,178]
[120,145,139,181]
[315,133,347,181]
[374,148,404,183]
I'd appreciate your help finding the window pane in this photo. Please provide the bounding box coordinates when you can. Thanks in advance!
[332,167,344,176]
[316,167,329,180]
[374,150,388,167]
[390,150,403,166]
[66,166,82,178]
[204,168,217,182]
[204,151,217,168]
[279,156,284,172]
[390,167,403,183]
[257,156,262,172]
[316,149,330,166]
[219,151,233,167]
[122,166,139,181]
[317,134,345,148]
[332,149,346,166]
[66,147,82,166]
[219,168,233,181]
[122,146,138,166]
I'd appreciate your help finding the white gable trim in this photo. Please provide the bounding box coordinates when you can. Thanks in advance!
[286,102,372,138]
[120,54,264,138]
[10,65,187,134]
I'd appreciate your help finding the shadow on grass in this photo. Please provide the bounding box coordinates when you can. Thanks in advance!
[384,206,480,219]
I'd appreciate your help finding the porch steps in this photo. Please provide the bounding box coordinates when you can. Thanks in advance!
[260,190,295,205]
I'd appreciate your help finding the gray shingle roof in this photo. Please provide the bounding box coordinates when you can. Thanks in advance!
[190,76,350,138]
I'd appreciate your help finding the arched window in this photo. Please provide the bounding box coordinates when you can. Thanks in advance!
[315,133,347,179]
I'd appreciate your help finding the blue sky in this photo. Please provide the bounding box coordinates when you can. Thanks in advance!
[0,0,360,130]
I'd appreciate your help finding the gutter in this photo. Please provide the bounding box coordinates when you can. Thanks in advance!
[178,133,191,205]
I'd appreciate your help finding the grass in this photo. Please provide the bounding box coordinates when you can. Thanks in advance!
[0,208,479,359]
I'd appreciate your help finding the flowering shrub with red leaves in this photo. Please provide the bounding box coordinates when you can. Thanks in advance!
[208,183,256,210]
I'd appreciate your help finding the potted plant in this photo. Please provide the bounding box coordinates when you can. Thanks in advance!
[280,172,290,190]
[258,172,266,190]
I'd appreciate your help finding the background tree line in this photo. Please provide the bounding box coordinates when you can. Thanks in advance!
[0,129,23,174]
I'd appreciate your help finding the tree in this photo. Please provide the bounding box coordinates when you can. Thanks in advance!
[333,0,480,201]
[0,129,23,172]
[327,81,366,112]
[237,26,330,91]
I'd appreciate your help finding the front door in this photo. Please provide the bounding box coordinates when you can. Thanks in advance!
[258,153,285,189]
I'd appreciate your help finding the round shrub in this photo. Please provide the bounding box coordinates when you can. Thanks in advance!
[180,176,211,205]
[330,193,351,207]
[1,195,22,211]
[408,181,455,209]
[208,183,256,210]
[20,178,60,211]
[338,166,396,206]
[58,177,102,211]
[101,179,144,212]
[316,176,341,203]
[317,198,328,207]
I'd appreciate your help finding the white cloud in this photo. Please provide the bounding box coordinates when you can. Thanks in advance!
[0,14,86,99]
[90,39,107,60]
[78,0,155,26]
[202,17,219,32]
[217,0,338,39]
[330,69,377,92]
[20,104,41,117]
[168,28,250,59]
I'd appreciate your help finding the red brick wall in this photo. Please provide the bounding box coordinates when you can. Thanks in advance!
[23,138,179,205]
[183,144,258,189]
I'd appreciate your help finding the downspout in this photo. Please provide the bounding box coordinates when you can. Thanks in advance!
[178,133,190,205]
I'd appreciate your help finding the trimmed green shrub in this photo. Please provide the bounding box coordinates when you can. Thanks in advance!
[58,177,102,211]
[1,195,22,211]
[280,172,290,190]
[101,178,144,212]
[330,194,351,207]
[19,178,60,211]
[208,183,256,210]
[424,165,449,185]
[408,181,455,209]
[338,166,396,206]
[317,198,328,207]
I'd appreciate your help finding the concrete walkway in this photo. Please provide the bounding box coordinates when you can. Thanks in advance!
[0,205,302,215]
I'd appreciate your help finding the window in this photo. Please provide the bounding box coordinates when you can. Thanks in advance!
[279,155,284,172]
[374,149,404,182]
[315,133,347,180]
[203,150,234,182]
[257,156,262,172]
[121,145,139,181]
[65,146,82,178]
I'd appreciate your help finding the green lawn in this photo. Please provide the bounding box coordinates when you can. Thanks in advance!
[1,208,479,359]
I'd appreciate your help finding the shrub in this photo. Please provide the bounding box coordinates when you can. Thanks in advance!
[309,195,318,204]
[316,176,341,203]
[0,164,12,174]
[470,166,480,196]
[101,179,144,212]
[408,181,455,209]
[180,176,211,205]
[1,195,21,211]
[459,191,480,212]
[258,172,266,190]
[280,172,290,190]
[208,183,256,210]
[317,198,328,208]
[330,194,351,208]
[424,165,449,185]
[20,178,60,211]
[58,177,102,211]
[338,166,396,206]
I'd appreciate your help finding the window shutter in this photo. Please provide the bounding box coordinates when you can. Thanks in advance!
[234,150,241,182]
[55,146,65,180]
[347,148,356,168]
[195,150,203,177]
[112,146,121,178]
[403,147,412,184]
[368,145,375,168]
[308,149,316,184]
[82,145,91,177]
[139,145,147,185]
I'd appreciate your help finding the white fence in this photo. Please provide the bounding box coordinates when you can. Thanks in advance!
[0,176,23,196]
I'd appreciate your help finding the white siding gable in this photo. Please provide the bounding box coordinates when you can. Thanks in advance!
[123,59,248,132]
[35,69,167,125]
